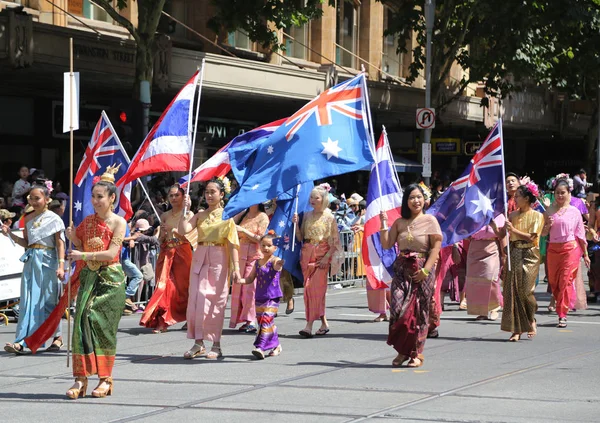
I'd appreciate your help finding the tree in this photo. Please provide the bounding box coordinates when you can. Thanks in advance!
[93,0,328,135]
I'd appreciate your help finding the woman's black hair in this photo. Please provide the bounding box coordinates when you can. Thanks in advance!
[401,183,425,219]
[554,178,570,193]
[93,180,117,197]
[506,172,519,180]
[206,177,225,193]
[516,185,536,205]
[28,183,50,198]
[261,229,280,242]
[169,183,185,195]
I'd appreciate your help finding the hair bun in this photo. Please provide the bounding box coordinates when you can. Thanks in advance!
[267,229,276,235]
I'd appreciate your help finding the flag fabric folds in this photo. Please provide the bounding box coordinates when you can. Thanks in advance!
[427,121,505,247]
[73,111,132,226]
[117,71,200,219]
[179,119,285,188]
[223,73,374,219]
[362,131,403,290]
[267,182,313,281]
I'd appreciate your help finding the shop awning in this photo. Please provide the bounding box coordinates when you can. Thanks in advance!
[361,155,423,173]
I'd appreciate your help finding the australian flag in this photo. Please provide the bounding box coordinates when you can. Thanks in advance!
[223,73,374,219]
[427,120,506,247]
[267,182,313,281]
[73,111,132,226]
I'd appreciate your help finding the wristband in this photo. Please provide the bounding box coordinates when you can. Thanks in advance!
[59,259,65,263]
[82,253,87,261]
[421,268,430,276]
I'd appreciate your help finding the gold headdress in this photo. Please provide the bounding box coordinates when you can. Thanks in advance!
[419,181,432,201]
[99,164,121,184]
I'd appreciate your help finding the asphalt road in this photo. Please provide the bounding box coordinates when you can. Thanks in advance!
[1,281,599,423]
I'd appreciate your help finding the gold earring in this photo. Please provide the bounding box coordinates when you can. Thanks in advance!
[110,201,115,212]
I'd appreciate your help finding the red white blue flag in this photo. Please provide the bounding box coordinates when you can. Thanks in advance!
[117,71,200,219]
[362,131,403,289]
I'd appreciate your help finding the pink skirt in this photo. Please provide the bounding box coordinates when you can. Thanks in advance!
[229,242,260,328]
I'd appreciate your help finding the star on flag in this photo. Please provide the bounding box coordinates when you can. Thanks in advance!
[278,220,285,228]
[470,190,495,216]
[267,145,274,154]
[74,201,82,212]
[251,184,260,190]
[321,138,342,160]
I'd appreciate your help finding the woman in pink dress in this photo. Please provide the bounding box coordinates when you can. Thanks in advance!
[543,179,589,328]
[229,204,269,332]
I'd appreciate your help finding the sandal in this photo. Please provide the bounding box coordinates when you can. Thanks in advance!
[299,330,313,338]
[92,377,113,398]
[475,315,488,321]
[46,337,63,352]
[427,328,439,338]
[238,323,250,332]
[508,333,521,342]
[66,377,88,400]
[489,310,500,321]
[315,327,330,336]
[557,318,567,328]
[459,300,467,310]
[547,306,556,313]
[392,354,408,367]
[527,320,537,339]
[245,324,257,334]
[252,348,265,360]
[285,298,295,315]
[373,314,388,322]
[183,343,206,359]
[4,342,25,355]
[152,325,167,334]
[269,345,283,357]
[407,355,424,368]
[206,346,223,360]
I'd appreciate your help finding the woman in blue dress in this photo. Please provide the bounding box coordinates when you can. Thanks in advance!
[1,182,65,354]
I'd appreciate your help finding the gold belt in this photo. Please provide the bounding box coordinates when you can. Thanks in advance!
[162,238,185,249]
[86,260,111,271]
[197,241,225,247]
[29,244,53,250]
[511,241,535,249]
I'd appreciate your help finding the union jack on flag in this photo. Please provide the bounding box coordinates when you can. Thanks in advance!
[285,77,364,141]
[73,111,132,226]
[427,120,506,247]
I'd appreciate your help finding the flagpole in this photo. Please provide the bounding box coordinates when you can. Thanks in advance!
[382,125,402,190]
[291,184,301,252]
[184,59,206,211]
[360,71,386,226]
[498,118,511,271]
[67,37,74,368]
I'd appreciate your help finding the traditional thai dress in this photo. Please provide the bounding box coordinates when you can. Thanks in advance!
[500,210,544,334]
[465,215,504,316]
[300,209,342,322]
[387,214,441,360]
[547,206,587,319]
[187,208,239,342]
[253,260,283,351]
[140,211,193,329]
[72,215,126,378]
[13,211,64,348]
[229,211,269,328]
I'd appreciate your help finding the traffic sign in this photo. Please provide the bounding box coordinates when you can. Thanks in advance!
[416,108,435,129]
[422,143,432,178]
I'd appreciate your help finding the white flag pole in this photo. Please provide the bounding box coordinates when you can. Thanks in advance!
[102,111,162,223]
[291,184,301,252]
[67,37,74,369]
[360,71,386,227]
[184,60,206,213]
[498,118,511,271]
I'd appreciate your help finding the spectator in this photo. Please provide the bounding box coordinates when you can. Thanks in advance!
[121,224,144,315]
[0,208,16,228]
[11,166,30,209]
[573,169,591,199]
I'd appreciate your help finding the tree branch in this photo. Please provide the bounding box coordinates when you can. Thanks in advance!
[93,0,139,43]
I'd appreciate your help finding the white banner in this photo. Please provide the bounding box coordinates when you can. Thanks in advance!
[0,230,24,301]
[63,72,80,133]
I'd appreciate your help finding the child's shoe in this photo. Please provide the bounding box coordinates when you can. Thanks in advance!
[269,345,282,357]
[252,348,265,359]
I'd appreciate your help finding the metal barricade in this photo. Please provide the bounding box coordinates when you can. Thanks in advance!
[327,230,365,287]
[130,242,159,307]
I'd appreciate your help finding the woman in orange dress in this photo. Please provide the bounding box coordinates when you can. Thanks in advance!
[140,184,193,333]
[229,204,269,332]
[293,184,342,338]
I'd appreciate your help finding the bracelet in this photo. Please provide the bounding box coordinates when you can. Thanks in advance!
[233,263,240,270]
[379,227,388,232]
[59,259,65,263]
[82,253,87,261]
[421,268,430,276]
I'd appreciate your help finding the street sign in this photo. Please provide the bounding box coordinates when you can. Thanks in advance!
[422,142,432,178]
[416,107,435,129]
[464,141,483,156]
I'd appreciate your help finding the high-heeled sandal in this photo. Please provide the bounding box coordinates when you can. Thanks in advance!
[66,377,88,399]
[4,342,25,355]
[407,355,424,368]
[92,377,113,398]
[527,320,537,339]
[183,343,206,359]
[206,346,222,360]
[392,353,408,367]
[46,337,63,352]
[508,333,521,342]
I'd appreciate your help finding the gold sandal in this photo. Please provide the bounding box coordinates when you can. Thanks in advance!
[206,346,222,360]
[92,377,113,398]
[407,355,424,368]
[183,343,206,359]
[66,377,88,399]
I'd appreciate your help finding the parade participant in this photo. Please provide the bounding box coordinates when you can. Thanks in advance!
[493,185,544,341]
[465,214,505,320]
[178,177,240,359]
[292,184,342,338]
[11,165,30,209]
[380,184,442,367]
[543,179,589,328]
[229,203,269,332]
[1,182,65,354]
[506,172,520,214]
[64,166,127,399]
[236,230,284,359]
[140,184,193,333]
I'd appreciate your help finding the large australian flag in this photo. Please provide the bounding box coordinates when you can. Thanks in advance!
[223,73,374,218]
[427,120,506,247]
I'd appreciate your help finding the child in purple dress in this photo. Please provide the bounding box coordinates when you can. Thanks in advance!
[237,231,283,359]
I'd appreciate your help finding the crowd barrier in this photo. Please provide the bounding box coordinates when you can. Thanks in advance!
[327,230,366,287]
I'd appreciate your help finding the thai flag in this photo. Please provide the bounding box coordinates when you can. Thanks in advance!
[179,119,285,188]
[117,71,200,219]
[362,131,403,289]
[73,111,132,226]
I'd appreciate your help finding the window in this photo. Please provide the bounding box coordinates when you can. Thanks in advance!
[335,0,359,68]
[382,7,402,77]
[227,30,251,50]
[83,0,114,23]
[285,24,308,60]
